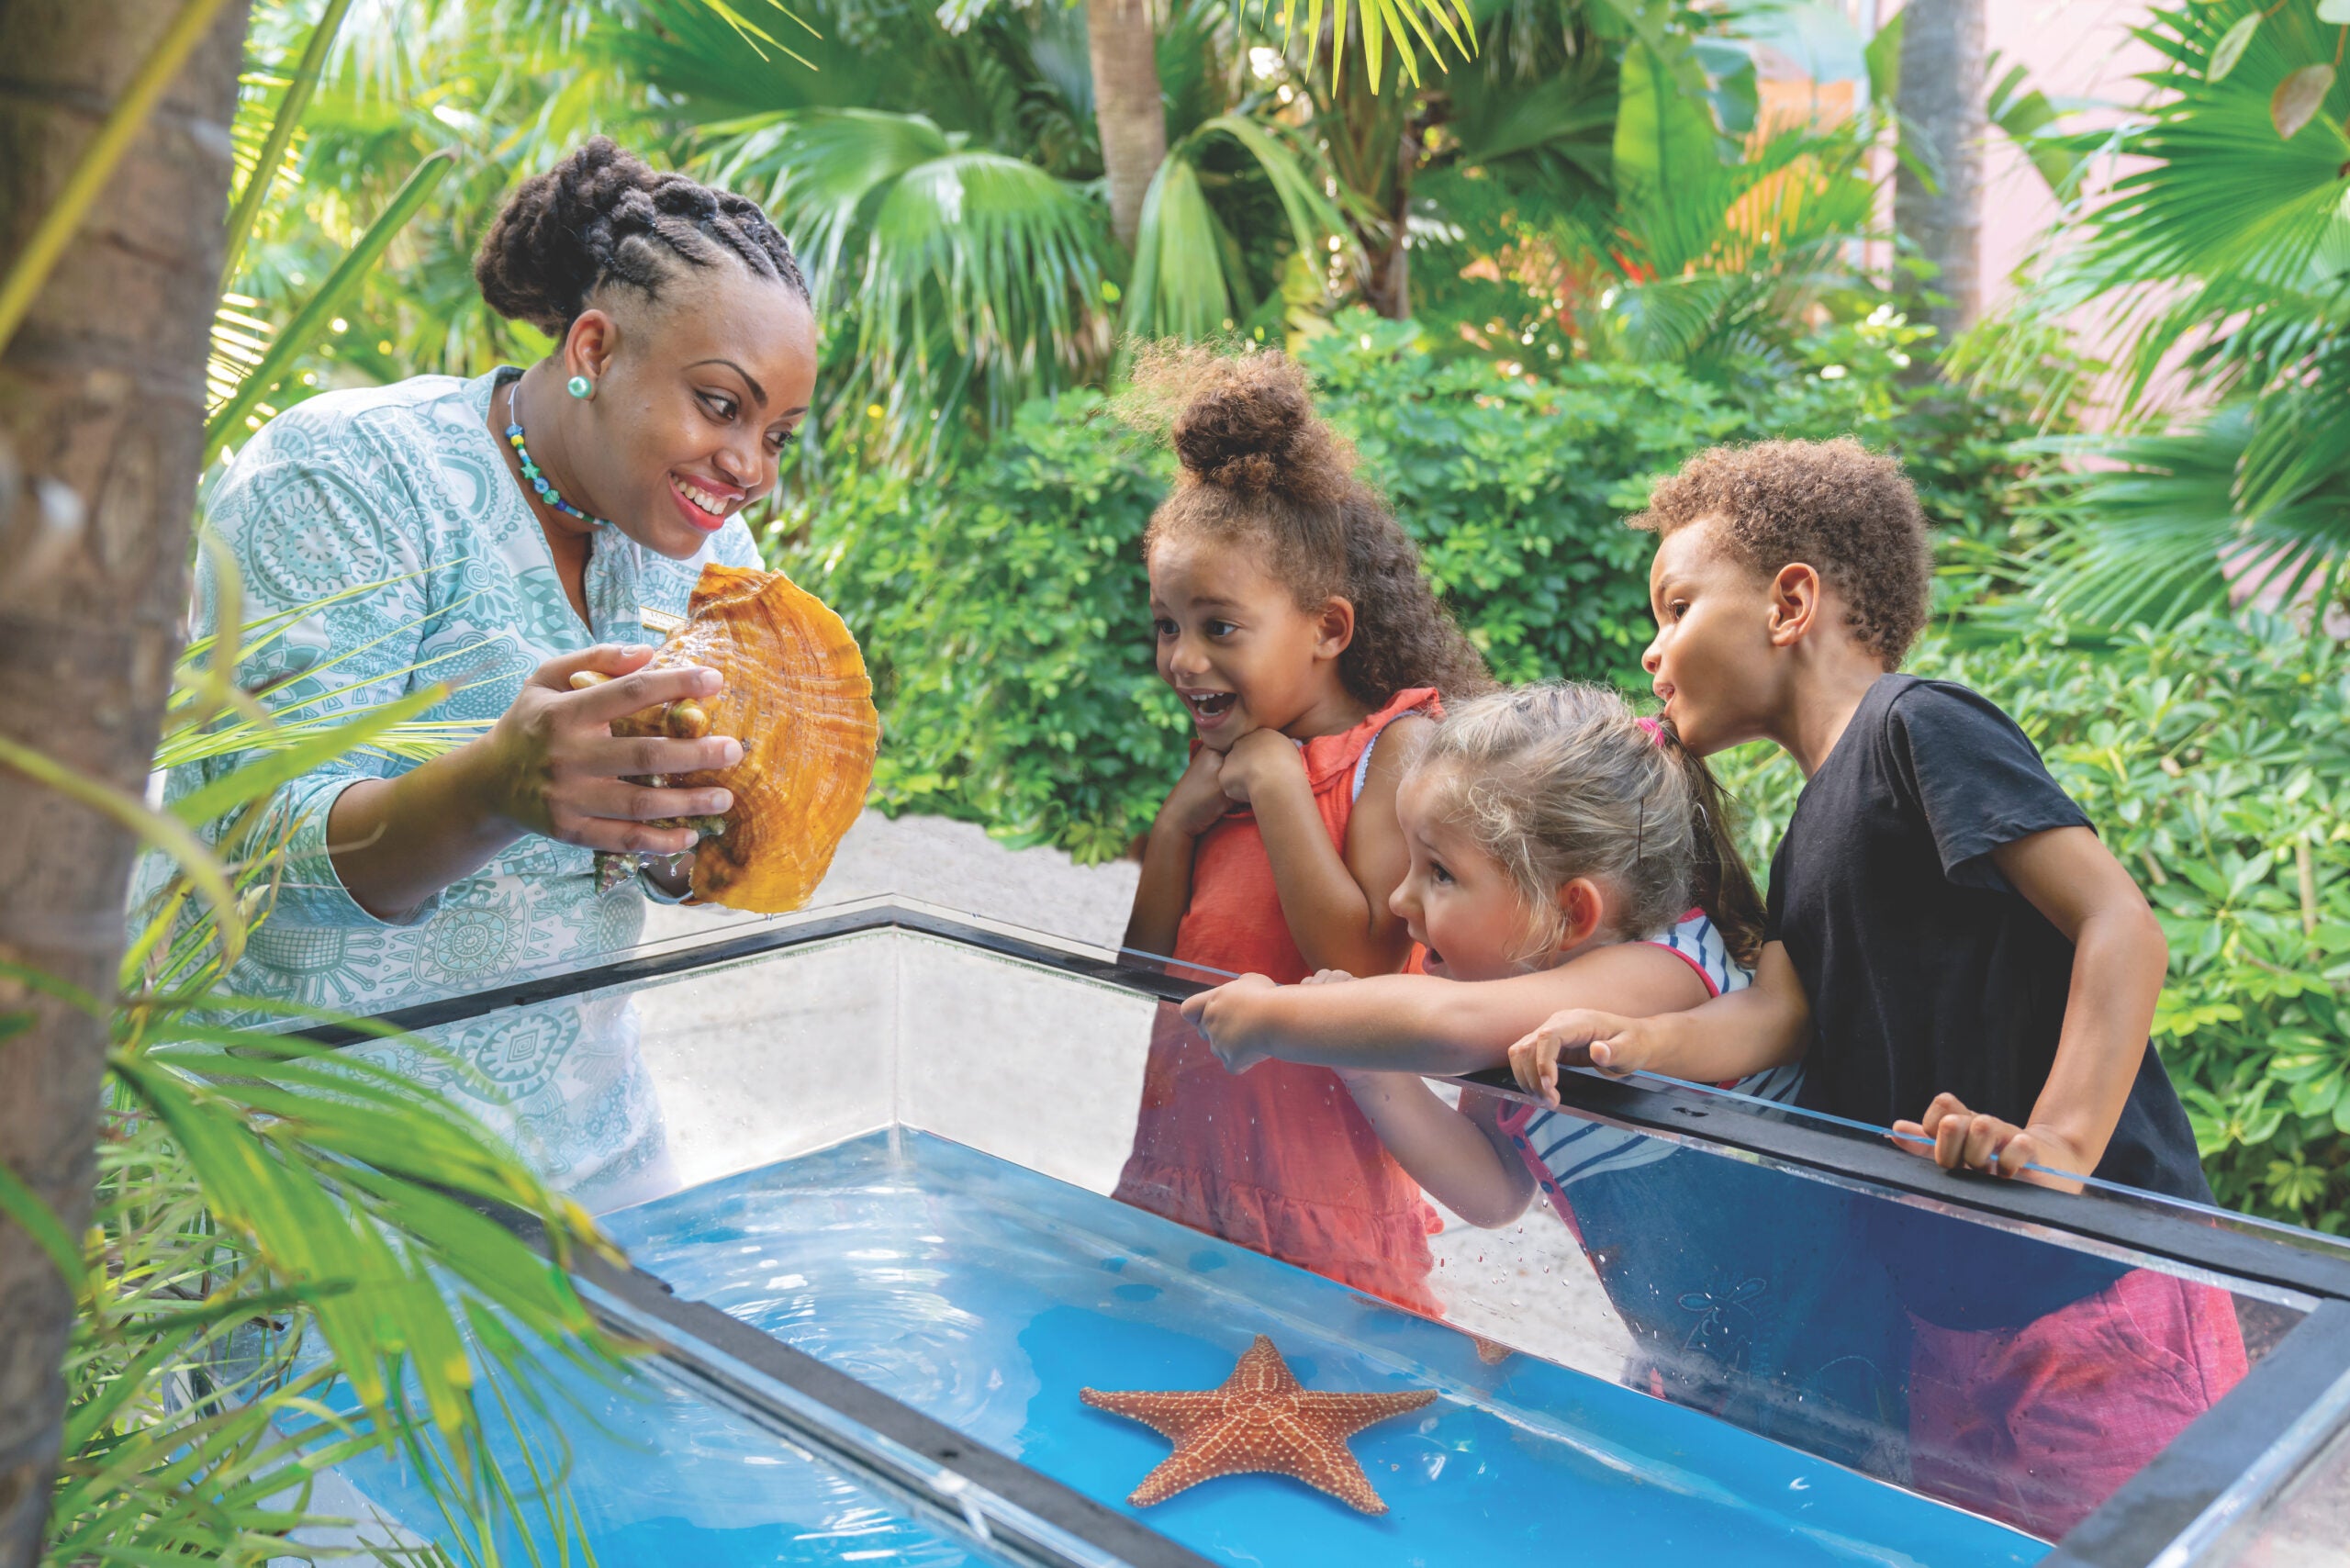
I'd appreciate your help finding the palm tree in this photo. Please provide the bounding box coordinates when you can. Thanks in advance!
[0,6,252,1560]
[1892,0,1986,341]
[1089,0,1168,250]
[1997,0,2350,628]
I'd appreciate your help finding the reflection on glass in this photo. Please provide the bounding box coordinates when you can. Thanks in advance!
[325,914,2340,1564]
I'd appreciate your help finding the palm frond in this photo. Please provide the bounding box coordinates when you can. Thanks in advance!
[1128,113,1348,341]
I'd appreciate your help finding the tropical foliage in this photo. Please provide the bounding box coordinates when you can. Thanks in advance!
[19,2,2350,1559]
[778,308,2051,860]
[1,6,637,1561]
[1983,0,2350,629]
[31,577,625,1566]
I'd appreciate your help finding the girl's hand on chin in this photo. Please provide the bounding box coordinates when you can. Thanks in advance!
[1302,969,1356,987]
[1180,972,1281,1073]
[1157,745,1232,839]
[1216,726,1303,806]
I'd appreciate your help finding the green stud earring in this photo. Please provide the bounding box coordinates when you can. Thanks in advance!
[566,374,594,400]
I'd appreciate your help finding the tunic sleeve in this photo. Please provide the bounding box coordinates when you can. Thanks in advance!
[171,438,440,929]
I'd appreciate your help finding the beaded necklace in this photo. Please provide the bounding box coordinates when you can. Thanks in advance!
[500,379,606,528]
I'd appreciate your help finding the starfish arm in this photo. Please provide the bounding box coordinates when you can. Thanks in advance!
[1294,1389,1438,1437]
[1229,1336,1304,1398]
[1259,1410,1390,1514]
[1124,1416,1263,1506]
[1080,1388,1225,1442]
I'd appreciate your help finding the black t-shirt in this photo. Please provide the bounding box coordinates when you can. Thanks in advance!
[1765,676,2213,1327]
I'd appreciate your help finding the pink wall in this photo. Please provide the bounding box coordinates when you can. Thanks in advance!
[1969,0,2164,315]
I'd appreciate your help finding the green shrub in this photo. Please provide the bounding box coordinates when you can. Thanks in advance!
[782,310,2029,856]
[778,394,1181,863]
[1712,613,2350,1233]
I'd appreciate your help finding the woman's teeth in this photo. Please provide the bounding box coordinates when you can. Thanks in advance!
[672,476,729,516]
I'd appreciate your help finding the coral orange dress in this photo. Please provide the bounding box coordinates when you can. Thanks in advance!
[1112,687,1445,1316]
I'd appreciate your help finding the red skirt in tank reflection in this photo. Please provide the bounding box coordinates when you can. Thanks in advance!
[1111,688,1445,1317]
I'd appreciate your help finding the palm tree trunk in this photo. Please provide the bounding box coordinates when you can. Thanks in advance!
[1892,0,1986,343]
[1319,43,1418,320]
[0,3,249,1562]
[1085,0,1166,253]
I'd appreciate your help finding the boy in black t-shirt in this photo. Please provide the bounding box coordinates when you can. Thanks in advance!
[1511,439,2244,1537]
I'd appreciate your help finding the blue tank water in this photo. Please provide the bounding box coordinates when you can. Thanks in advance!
[592,1129,2047,1568]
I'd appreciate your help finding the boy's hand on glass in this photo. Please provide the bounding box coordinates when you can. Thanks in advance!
[1508,1009,1648,1107]
[1891,1092,2089,1193]
[1215,727,1303,807]
[1180,972,1281,1073]
[1156,745,1232,839]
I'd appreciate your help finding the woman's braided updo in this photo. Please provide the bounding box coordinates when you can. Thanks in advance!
[474,136,809,336]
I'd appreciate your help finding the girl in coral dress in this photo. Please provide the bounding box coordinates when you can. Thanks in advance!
[1113,349,1490,1315]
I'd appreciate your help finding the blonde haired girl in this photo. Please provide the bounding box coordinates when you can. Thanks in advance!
[1185,684,1905,1467]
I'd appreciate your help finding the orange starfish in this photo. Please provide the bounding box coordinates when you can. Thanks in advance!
[1080,1336,1437,1514]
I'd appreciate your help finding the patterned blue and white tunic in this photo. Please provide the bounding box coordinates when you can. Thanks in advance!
[146,368,759,1208]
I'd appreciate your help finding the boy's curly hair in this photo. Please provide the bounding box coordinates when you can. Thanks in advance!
[1130,345,1492,706]
[1631,438,1931,668]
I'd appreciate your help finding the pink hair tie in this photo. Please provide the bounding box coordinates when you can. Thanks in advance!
[1636,716,1668,746]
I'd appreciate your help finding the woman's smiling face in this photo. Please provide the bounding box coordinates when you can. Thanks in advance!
[1386,767,1544,981]
[564,265,818,560]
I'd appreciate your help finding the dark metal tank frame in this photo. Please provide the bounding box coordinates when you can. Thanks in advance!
[291,902,2350,1568]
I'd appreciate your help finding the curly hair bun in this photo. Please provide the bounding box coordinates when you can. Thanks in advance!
[474,135,809,337]
[1161,351,1350,509]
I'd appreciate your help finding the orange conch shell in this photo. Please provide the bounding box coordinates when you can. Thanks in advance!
[616,564,878,913]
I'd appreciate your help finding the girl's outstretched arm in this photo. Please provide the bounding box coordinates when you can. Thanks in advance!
[1182,943,1708,1078]
[1340,1075,1535,1228]
[1217,715,1431,975]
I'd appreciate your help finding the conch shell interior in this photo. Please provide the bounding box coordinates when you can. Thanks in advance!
[585,565,878,913]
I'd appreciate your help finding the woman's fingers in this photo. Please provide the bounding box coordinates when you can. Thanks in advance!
[589,733,744,780]
[565,777,733,825]
[531,643,655,691]
[543,808,702,856]
[565,662,724,723]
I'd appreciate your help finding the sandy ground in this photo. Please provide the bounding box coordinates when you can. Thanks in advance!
[638,809,1634,1378]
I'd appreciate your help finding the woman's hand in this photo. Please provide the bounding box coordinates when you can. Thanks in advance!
[1216,727,1304,808]
[479,644,744,856]
[1892,1092,2090,1193]
[1181,972,1283,1074]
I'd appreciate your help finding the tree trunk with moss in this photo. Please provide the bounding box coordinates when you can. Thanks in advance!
[1085,0,1166,252]
[1892,0,1986,343]
[0,2,249,1561]
[1318,46,1420,320]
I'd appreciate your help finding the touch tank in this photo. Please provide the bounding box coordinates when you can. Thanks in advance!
[305,898,2350,1568]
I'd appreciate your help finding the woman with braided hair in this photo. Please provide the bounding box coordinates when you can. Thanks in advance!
[142,139,818,1207]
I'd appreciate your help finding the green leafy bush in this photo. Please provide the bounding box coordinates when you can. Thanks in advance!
[780,309,2051,860]
[1713,613,2350,1233]
[780,310,2048,854]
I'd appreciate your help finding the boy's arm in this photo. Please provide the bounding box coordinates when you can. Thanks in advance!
[1892,825,2166,1190]
[1506,943,1811,1106]
[1338,1075,1536,1228]
[1181,943,1710,1078]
